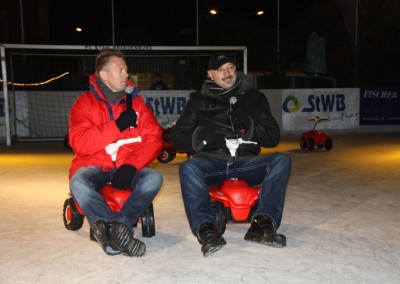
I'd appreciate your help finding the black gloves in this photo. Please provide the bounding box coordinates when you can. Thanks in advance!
[193,127,227,152]
[116,110,137,132]
[199,128,226,149]
[111,164,137,190]
[230,107,250,136]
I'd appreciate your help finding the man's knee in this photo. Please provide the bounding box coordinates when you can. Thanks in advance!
[149,170,163,187]
[276,153,292,170]
[179,159,199,176]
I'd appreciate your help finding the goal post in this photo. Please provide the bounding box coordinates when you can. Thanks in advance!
[0,44,247,146]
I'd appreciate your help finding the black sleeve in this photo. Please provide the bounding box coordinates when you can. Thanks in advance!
[169,93,199,152]
[249,91,280,148]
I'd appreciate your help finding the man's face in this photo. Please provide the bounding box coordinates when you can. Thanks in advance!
[207,62,237,89]
[99,56,128,92]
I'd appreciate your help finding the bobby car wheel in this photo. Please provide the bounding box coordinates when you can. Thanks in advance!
[325,137,333,151]
[141,203,155,238]
[211,200,227,235]
[157,148,176,163]
[307,138,315,151]
[299,137,307,149]
[63,197,84,230]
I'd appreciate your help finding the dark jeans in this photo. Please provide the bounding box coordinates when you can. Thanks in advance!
[179,153,291,235]
[70,166,162,230]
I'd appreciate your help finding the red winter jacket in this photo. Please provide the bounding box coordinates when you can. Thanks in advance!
[68,74,162,178]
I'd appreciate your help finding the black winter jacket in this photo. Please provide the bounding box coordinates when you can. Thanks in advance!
[170,72,280,161]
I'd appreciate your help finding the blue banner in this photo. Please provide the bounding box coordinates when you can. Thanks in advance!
[141,90,190,128]
[360,86,400,125]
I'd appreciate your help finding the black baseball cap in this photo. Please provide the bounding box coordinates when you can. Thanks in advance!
[208,52,236,70]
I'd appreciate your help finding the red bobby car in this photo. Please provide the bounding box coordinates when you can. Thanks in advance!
[63,184,155,238]
[63,134,154,239]
[300,116,333,151]
[157,128,192,163]
[208,138,261,234]
[209,179,260,234]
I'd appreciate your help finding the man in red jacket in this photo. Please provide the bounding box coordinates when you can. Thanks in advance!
[69,49,163,257]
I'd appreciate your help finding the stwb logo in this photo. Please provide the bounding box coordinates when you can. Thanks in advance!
[283,94,346,113]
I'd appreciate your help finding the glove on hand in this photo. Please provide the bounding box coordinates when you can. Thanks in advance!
[198,128,227,150]
[230,107,249,135]
[116,110,137,132]
[225,138,240,157]
[111,164,137,190]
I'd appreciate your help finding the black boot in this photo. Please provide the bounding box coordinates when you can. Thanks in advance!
[244,215,286,248]
[109,221,146,257]
[197,222,226,257]
[90,220,121,255]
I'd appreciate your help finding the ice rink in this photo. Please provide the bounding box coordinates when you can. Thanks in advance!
[0,132,399,284]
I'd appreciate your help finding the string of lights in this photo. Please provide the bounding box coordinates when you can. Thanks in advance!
[0,72,69,87]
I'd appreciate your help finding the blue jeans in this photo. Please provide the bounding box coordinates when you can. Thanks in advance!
[70,166,163,230]
[179,153,291,235]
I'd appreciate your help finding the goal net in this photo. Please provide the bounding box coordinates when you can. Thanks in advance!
[0,44,247,146]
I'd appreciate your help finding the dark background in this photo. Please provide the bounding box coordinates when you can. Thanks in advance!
[1,0,399,88]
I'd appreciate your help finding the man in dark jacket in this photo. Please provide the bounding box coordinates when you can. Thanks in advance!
[170,52,291,257]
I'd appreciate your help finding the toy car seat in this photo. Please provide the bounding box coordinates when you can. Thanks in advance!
[208,139,260,234]
[63,184,155,238]
[64,135,155,238]
[209,179,260,234]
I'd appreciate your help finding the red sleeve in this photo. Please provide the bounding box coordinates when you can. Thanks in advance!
[69,92,122,157]
[116,96,163,170]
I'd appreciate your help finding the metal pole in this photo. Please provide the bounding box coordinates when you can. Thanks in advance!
[196,0,199,46]
[19,0,25,44]
[277,0,280,75]
[1,46,11,146]
[354,0,358,85]
[111,0,115,46]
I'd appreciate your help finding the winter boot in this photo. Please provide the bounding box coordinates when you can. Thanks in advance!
[109,221,146,257]
[197,222,226,257]
[90,220,121,255]
[244,215,286,248]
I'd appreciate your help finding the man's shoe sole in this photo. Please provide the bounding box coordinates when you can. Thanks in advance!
[91,221,122,255]
[109,222,146,257]
[244,233,286,248]
[202,241,226,257]
[91,220,109,245]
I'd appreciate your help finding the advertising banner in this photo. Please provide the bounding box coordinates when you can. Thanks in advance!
[282,88,359,131]
[141,90,190,128]
[360,86,400,125]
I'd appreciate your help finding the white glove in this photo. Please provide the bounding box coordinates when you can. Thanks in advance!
[105,136,142,161]
[225,138,258,158]
[225,138,240,157]
[239,138,257,145]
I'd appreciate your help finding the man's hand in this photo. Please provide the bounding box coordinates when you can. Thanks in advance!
[111,164,137,190]
[116,110,137,132]
[197,128,226,150]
